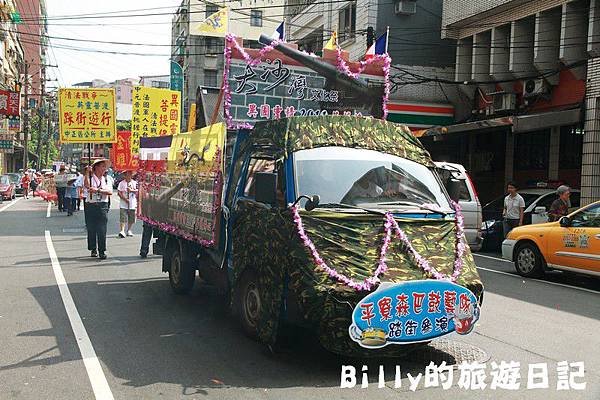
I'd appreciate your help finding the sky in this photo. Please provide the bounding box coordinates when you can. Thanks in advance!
[45,0,182,88]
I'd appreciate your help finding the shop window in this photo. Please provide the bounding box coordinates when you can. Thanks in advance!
[205,4,219,18]
[204,70,218,87]
[514,130,549,171]
[250,10,263,27]
[338,3,356,42]
[559,126,583,170]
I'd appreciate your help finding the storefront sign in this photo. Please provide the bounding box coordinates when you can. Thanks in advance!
[0,90,20,117]
[58,88,117,143]
[131,86,181,157]
[349,280,480,348]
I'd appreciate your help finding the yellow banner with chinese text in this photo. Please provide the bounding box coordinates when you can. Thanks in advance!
[131,86,181,156]
[58,88,117,143]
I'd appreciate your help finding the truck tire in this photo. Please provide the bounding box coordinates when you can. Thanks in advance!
[514,242,545,278]
[168,244,195,294]
[236,269,261,340]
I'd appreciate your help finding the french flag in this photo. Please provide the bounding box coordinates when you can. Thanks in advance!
[272,21,285,41]
[365,30,388,60]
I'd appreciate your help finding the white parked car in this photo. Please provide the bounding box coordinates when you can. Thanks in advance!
[435,162,483,252]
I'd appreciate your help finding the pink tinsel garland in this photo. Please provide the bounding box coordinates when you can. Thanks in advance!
[223,33,391,128]
[292,201,466,291]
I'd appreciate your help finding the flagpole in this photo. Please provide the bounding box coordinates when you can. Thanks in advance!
[385,26,389,54]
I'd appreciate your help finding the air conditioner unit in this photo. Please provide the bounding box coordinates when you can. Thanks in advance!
[522,79,549,97]
[492,93,516,113]
[395,0,417,15]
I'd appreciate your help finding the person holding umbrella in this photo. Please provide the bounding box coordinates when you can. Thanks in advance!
[84,159,112,260]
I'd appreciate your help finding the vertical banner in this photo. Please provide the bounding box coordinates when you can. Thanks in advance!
[58,88,117,143]
[131,86,181,157]
[111,130,136,171]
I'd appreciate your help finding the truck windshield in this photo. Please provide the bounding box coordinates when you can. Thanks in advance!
[294,147,451,210]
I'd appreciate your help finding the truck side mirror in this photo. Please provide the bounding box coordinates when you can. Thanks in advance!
[559,216,571,227]
[447,178,461,203]
[254,172,277,206]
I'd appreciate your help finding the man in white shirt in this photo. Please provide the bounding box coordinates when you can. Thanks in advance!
[117,170,138,238]
[503,181,525,238]
[84,159,113,260]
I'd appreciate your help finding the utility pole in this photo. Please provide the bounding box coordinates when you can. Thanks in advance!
[43,98,53,168]
[21,61,29,171]
[35,67,45,170]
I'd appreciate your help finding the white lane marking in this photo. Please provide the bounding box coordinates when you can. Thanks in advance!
[46,202,51,218]
[0,197,22,213]
[473,253,511,263]
[45,231,114,400]
[476,265,600,295]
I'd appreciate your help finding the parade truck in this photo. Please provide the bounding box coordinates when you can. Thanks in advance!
[138,35,483,356]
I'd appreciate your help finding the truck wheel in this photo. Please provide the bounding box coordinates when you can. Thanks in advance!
[168,245,195,294]
[236,269,261,340]
[514,243,545,278]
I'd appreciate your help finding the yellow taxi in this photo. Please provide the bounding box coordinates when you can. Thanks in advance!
[502,201,600,278]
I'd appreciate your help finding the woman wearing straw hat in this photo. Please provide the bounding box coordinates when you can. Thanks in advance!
[84,159,112,260]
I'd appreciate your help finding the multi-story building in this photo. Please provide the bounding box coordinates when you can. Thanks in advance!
[0,1,25,173]
[286,0,465,132]
[432,0,599,205]
[16,0,47,106]
[139,74,170,89]
[172,0,284,128]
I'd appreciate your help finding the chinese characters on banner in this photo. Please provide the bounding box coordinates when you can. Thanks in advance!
[225,41,387,128]
[349,280,480,348]
[111,131,137,171]
[131,86,181,157]
[0,90,20,117]
[58,88,117,143]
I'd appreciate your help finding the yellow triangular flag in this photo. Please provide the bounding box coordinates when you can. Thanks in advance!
[192,8,228,37]
[324,31,337,50]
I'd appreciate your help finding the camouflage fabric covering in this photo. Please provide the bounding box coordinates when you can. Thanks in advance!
[250,115,435,167]
[231,202,483,357]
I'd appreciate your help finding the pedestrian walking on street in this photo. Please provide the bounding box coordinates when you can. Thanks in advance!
[117,170,138,238]
[65,171,78,216]
[56,165,67,211]
[503,182,525,238]
[548,185,571,222]
[139,222,154,258]
[30,173,39,197]
[84,159,112,260]
[21,172,31,199]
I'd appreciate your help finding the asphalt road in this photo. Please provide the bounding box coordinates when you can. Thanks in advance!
[1,195,599,400]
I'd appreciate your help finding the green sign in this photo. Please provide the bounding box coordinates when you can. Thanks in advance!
[170,61,184,93]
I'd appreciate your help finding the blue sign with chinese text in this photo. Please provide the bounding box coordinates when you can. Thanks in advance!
[349,280,480,348]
